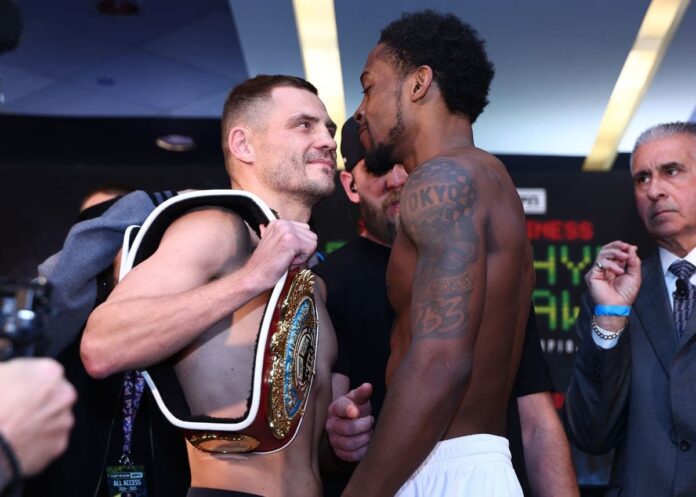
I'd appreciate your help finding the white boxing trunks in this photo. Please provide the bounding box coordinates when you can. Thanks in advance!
[396,434,523,497]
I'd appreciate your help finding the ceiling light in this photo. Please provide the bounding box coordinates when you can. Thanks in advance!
[156,134,196,152]
[583,0,691,171]
[292,0,346,168]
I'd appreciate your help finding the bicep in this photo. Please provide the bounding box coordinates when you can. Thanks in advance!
[108,209,246,303]
[401,162,485,342]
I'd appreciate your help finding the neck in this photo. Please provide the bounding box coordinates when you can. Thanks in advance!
[230,178,312,223]
[657,236,696,259]
[401,112,475,172]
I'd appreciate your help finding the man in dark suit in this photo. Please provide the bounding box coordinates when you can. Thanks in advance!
[565,121,696,497]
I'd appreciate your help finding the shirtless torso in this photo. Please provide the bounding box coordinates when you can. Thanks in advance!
[342,14,536,495]
[168,208,336,497]
[81,77,339,497]
[87,206,335,497]
[386,149,534,439]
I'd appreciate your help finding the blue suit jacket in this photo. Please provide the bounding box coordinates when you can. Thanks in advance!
[565,254,696,497]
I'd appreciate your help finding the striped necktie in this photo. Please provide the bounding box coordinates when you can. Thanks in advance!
[669,260,696,339]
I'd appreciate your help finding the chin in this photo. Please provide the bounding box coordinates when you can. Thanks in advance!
[308,179,335,199]
[648,224,681,240]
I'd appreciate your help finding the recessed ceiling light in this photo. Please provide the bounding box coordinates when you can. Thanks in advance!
[155,134,196,152]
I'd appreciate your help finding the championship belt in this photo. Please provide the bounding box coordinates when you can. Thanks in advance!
[120,190,319,454]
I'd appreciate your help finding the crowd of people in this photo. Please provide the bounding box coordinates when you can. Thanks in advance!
[2,8,695,497]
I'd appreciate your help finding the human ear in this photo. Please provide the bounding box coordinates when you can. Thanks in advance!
[340,171,360,204]
[411,66,434,101]
[228,127,254,163]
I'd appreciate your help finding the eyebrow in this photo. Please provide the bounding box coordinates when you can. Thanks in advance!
[632,161,683,178]
[658,161,684,169]
[288,112,337,135]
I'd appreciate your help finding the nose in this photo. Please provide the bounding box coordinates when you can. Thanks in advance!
[646,177,666,201]
[386,164,407,190]
[316,125,337,153]
[354,105,365,125]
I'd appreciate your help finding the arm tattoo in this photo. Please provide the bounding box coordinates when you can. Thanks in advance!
[402,160,480,340]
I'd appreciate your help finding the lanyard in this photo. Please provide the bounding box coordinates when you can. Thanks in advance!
[119,370,145,466]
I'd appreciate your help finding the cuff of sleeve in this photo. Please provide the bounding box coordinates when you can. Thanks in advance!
[591,330,621,349]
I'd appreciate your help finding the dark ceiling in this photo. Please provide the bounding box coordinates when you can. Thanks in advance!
[1,0,695,156]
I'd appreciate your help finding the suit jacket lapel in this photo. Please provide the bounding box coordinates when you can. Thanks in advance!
[633,255,676,376]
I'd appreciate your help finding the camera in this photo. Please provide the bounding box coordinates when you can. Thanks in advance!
[0,277,50,360]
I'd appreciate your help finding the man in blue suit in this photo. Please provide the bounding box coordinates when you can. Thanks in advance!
[565,121,696,497]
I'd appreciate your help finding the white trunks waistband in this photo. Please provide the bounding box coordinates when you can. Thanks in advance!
[415,433,512,470]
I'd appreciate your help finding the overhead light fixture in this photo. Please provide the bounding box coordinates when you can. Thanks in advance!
[156,134,196,152]
[292,0,346,169]
[583,0,691,171]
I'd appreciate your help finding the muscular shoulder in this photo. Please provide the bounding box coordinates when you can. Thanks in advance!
[156,207,253,276]
[400,157,482,246]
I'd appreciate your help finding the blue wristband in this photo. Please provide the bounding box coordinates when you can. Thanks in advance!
[594,305,631,316]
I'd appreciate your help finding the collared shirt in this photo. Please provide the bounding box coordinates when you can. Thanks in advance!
[659,246,696,310]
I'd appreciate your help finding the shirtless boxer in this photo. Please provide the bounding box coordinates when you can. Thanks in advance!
[342,11,535,496]
[81,75,340,497]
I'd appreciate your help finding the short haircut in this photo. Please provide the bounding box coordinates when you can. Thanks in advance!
[79,183,135,217]
[81,183,134,205]
[631,121,696,168]
[221,75,318,158]
[378,10,495,123]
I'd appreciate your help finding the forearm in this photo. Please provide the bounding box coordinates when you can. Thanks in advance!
[342,349,469,497]
[81,266,267,377]
[526,440,579,497]
[519,394,579,497]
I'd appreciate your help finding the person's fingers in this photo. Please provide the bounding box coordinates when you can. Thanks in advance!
[333,445,368,462]
[328,395,359,419]
[329,431,371,452]
[348,383,373,406]
[326,414,374,437]
[626,246,641,275]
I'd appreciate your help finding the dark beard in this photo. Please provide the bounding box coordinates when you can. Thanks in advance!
[365,87,405,176]
[365,144,396,175]
[360,200,397,245]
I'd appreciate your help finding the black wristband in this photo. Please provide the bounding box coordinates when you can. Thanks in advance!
[0,431,21,497]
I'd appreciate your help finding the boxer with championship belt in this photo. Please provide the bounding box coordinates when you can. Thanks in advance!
[82,75,354,497]
[119,190,320,455]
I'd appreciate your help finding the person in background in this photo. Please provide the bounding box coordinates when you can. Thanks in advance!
[565,121,696,497]
[0,358,76,497]
[25,184,189,497]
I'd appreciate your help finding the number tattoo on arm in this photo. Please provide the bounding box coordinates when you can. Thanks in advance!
[401,160,480,340]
